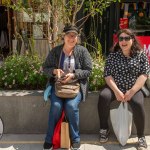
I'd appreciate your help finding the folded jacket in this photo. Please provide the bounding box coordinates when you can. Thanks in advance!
[44,85,52,101]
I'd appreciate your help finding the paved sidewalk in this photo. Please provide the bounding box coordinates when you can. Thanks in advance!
[0,134,150,150]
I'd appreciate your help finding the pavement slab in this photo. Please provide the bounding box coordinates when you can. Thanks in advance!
[0,134,150,150]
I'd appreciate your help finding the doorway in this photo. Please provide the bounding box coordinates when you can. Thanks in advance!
[0,6,9,59]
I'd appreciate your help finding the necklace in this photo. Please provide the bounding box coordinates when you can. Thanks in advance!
[63,47,73,56]
[68,55,71,69]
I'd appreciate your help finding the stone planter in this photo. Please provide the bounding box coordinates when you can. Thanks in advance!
[0,91,150,134]
[0,90,49,134]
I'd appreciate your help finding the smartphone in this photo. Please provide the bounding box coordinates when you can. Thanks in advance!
[60,74,67,80]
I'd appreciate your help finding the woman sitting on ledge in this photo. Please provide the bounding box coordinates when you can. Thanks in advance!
[98,29,150,150]
[42,25,92,150]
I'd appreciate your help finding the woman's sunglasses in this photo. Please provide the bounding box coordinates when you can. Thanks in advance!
[118,36,132,42]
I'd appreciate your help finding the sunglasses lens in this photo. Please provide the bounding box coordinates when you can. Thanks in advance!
[119,37,123,41]
[124,37,131,41]
[119,36,131,41]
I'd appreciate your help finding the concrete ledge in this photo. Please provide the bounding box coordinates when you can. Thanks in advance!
[0,91,150,134]
[0,90,49,134]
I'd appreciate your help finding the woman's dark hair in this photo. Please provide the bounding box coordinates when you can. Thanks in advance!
[111,29,142,54]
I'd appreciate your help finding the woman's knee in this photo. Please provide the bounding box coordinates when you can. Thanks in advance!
[65,101,79,113]
[50,102,62,115]
[99,87,113,103]
[130,91,144,108]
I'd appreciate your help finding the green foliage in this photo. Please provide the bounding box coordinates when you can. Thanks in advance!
[0,54,105,91]
[89,59,105,91]
[0,55,47,90]
[84,0,120,17]
[7,0,120,27]
[2,0,115,91]
[84,36,106,91]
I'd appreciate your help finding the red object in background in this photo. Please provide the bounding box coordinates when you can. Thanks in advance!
[113,34,118,44]
[119,18,129,29]
[119,18,124,29]
[136,36,150,64]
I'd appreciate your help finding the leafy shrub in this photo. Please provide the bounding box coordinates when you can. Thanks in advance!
[0,55,47,90]
[0,55,105,91]
[84,35,106,91]
[89,59,105,91]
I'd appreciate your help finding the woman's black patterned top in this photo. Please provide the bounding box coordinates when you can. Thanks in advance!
[104,50,150,93]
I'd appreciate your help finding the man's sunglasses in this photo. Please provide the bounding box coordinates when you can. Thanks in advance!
[118,36,132,42]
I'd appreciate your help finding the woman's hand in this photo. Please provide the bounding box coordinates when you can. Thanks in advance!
[60,73,75,84]
[105,76,124,101]
[53,69,64,78]
[124,89,136,101]
[114,90,125,102]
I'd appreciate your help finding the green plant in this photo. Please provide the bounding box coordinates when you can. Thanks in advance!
[89,59,105,91]
[84,34,106,91]
[0,53,105,91]
[0,55,47,90]
[6,0,120,48]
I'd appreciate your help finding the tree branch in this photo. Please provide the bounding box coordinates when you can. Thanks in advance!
[75,12,92,27]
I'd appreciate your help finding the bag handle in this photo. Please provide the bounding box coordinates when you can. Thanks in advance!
[56,50,65,79]
[62,110,68,122]
[58,50,65,69]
